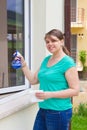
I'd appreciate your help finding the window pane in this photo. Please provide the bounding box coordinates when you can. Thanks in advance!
[71,0,77,22]
[0,0,24,88]
[71,35,77,61]
[7,0,25,87]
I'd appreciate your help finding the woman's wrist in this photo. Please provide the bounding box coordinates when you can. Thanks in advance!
[22,61,27,68]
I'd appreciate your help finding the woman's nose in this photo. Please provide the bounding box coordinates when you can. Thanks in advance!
[48,41,52,45]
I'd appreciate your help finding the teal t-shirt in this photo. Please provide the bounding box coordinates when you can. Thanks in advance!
[38,55,76,111]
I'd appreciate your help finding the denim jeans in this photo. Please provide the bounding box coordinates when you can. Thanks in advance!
[33,108,72,130]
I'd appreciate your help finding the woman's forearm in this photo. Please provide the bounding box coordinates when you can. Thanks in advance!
[35,88,79,100]
[22,62,39,85]
[51,88,79,98]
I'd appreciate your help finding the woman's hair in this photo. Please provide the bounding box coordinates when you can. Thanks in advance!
[44,29,70,55]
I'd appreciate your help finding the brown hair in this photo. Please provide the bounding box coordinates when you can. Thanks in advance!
[44,29,70,55]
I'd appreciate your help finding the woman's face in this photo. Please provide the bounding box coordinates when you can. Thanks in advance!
[45,35,63,54]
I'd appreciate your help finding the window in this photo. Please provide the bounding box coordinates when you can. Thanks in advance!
[71,0,77,22]
[71,35,77,62]
[0,0,30,94]
[7,0,25,87]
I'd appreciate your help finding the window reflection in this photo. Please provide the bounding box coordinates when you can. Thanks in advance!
[7,0,25,87]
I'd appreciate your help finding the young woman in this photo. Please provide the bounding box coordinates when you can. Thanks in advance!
[19,29,79,130]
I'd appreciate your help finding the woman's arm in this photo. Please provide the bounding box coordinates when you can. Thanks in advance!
[35,67,79,99]
[22,63,39,85]
[16,55,39,85]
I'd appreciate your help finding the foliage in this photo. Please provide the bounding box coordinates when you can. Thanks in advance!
[72,103,87,130]
[79,50,87,71]
[73,103,87,116]
[71,114,87,130]
[77,103,87,116]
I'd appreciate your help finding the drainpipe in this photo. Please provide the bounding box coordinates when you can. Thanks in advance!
[64,0,71,53]
[64,0,71,130]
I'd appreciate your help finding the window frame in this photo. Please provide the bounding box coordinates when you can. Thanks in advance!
[0,0,31,94]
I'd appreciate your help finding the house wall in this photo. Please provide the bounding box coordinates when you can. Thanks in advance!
[0,104,38,130]
[71,0,87,64]
[78,0,87,51]
[31,0,64,70]
[0,0,64,130]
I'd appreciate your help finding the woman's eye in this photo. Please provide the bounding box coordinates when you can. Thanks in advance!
[46,41,49,44]
[51,39,57,42]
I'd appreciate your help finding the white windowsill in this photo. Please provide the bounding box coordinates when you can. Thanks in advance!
[0,89,43,120]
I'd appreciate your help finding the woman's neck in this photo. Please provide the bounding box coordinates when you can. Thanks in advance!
[52,51,66,60]
[47,51,66,67]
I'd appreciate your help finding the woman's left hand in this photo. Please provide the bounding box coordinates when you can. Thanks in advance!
[35,91,52,100]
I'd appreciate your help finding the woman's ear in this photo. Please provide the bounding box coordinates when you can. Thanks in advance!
[60,39,64,46]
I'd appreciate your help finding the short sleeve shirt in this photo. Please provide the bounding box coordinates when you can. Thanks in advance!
[38,55,76,111]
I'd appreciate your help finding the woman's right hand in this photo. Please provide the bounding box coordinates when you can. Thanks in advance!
[14,52,26,68]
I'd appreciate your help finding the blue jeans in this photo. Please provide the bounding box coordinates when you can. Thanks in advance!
[33,108,72,130]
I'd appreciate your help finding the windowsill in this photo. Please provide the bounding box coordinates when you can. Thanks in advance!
[0,89,42,120]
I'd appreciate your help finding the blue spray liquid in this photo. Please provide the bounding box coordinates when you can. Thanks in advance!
[11,51,22,69]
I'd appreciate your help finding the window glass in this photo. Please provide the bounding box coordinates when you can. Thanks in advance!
[71,35,77,62]
[0,0,25,89]
[71,0,77,22]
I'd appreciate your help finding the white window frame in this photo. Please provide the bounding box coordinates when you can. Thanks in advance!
[0,0,31,94]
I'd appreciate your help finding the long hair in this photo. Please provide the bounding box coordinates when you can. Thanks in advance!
[44,29,70,55]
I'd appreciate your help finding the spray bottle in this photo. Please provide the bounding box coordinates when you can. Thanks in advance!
[11,50,22,69]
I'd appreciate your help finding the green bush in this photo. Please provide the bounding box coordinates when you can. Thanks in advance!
[79,50,87,71]
[73,103,87,117]
[78,103,87,116]
[72,114,87,130]
[72,103,87,130]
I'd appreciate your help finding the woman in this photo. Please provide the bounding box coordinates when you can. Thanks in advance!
[19,29,79,130]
